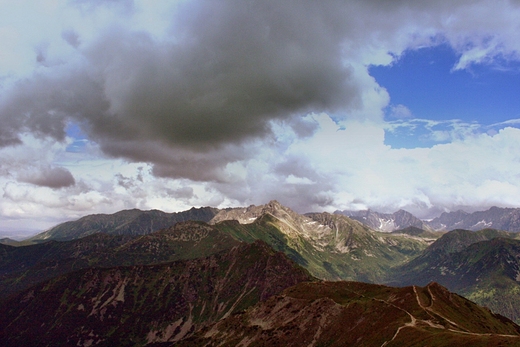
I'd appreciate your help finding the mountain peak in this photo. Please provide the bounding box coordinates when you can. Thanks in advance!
[335,208,431,232]
[428,207,520,231]
[210,200,297,225]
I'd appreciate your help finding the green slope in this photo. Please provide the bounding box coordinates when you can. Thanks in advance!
[388,229,520,323]
[214,204,432,282]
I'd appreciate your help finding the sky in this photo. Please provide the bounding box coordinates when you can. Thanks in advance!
[2,0,520,238]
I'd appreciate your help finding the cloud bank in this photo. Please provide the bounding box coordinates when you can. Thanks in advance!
[1,0,520,234]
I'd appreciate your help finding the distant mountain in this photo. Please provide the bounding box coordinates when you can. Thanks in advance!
[0,240,313,346]
[428,206,520,232]
[388,228,520,323]
[1,202,434,300]
[212,200,434,282]
[0,221,240,299]
[336,209,432,232]
[179,281,520,346]
[28,206,219,241]
[0,238,21,247]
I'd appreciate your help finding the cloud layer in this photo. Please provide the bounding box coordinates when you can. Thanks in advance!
[2,0,520,235]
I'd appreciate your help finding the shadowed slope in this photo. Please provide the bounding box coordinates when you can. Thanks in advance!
[0,221,240,299]
[0,241,313,347]
[28,207,219,241]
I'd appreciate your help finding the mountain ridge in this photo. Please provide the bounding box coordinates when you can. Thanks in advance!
[15,203,520,245]
[177,281,520,347]
[27,206,220,242]
[0,240,314,346]
[0,221,241,299]
[212,201,432,282]
[335,208,433,232]
[388,229,520,323]
[428,206,520,231]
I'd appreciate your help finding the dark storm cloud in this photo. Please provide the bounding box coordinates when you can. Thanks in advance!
[1,0,365,180]
[2,1,358,141]
[19,166,76,189]
[0,70,110,146]
[3,0,516,184]
[82,0,360,150]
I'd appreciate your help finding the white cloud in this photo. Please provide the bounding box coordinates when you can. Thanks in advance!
[389,104,413,119]
[2,0,520,236]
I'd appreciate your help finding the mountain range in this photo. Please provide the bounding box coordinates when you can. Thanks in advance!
[3,201,520,345]
[427,206,520,231]
[336,209,433,232]
[27,207,219,242]
[337,206,520,232]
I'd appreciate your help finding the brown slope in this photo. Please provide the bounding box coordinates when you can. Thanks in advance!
[178,281,520,347]
[0,240,314,347]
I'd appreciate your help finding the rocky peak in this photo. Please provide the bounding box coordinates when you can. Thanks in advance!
[210,200,302,225]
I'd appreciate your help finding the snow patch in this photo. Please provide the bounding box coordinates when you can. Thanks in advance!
[472,220,492,229]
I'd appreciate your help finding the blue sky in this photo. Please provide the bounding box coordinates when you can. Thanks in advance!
[371,44,520,148]
[2,0,520,237]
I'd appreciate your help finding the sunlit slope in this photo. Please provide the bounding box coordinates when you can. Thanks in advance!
[213,200,432,282]
[389,229,520,323]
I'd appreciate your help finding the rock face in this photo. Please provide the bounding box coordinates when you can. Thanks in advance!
[178,281,520,347]
[28,206,220,241]
[428,206,520,232]
[336,209,432,232]
[0,241,314,347]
